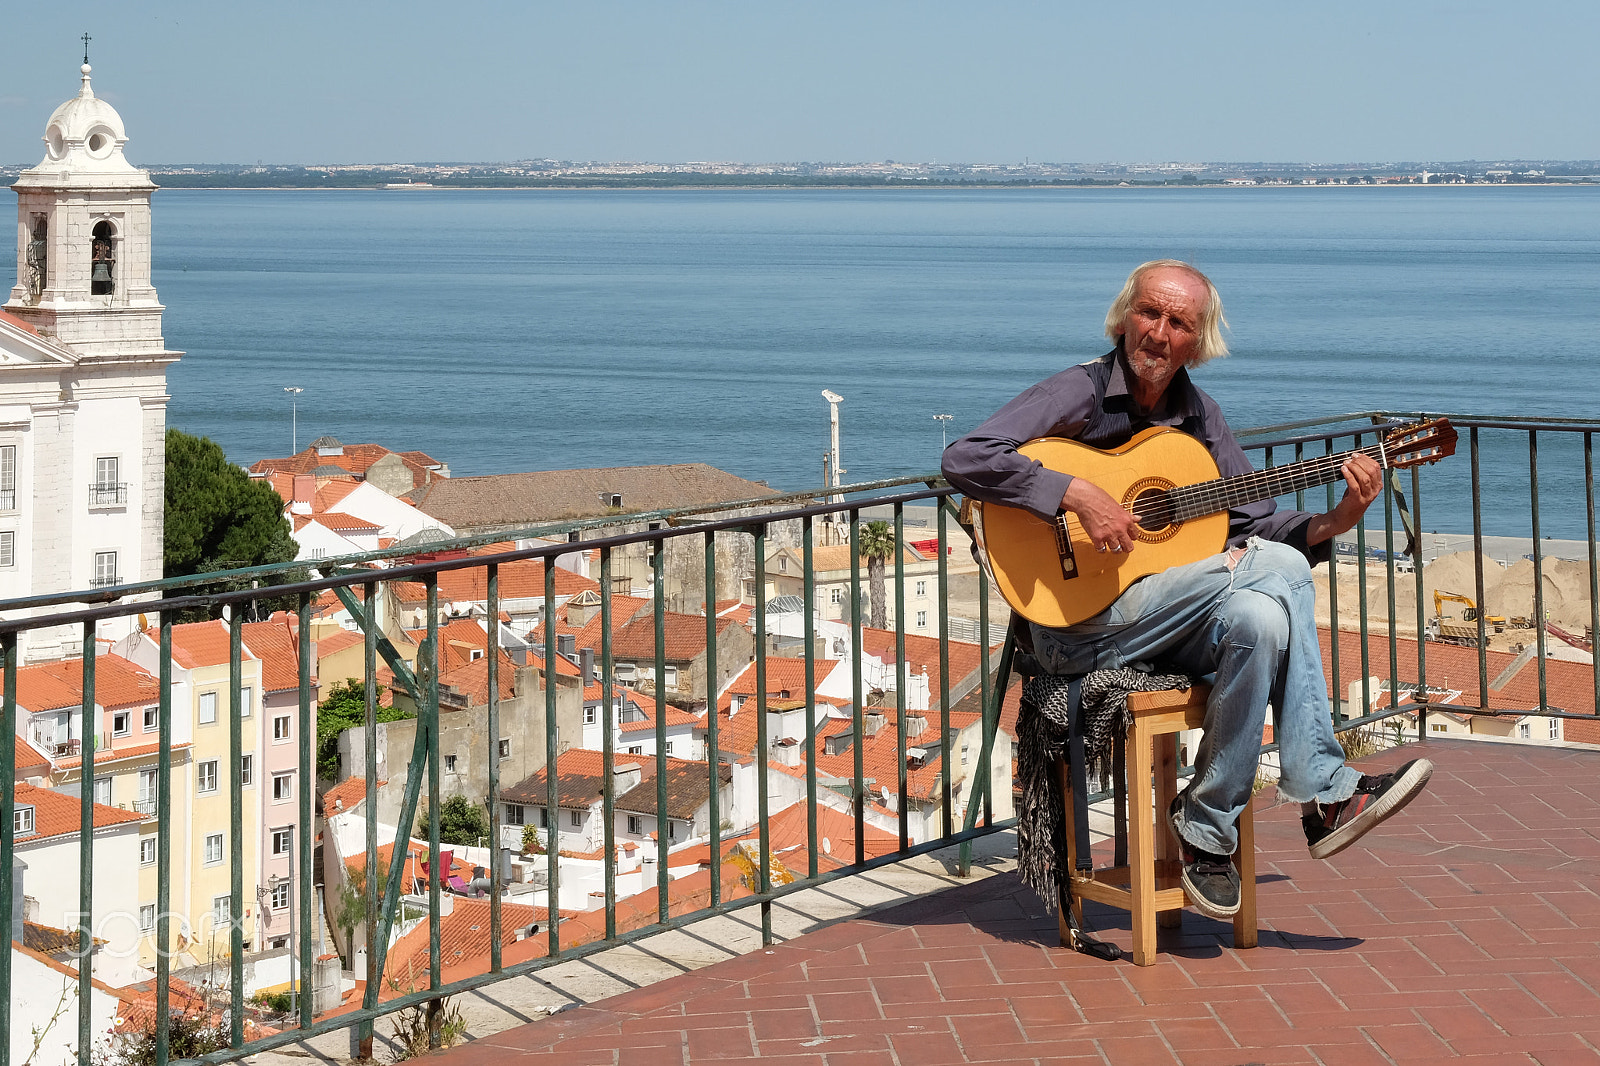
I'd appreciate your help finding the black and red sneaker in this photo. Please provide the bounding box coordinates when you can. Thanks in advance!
[1170,798,1240,919]
[1304,758,1434,860]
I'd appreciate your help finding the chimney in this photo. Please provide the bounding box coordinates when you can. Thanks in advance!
[864,711,887,737]
[579,647,595,682]
[509,646,528,667]
[774,737,801,766]
[10,855,26,945]
[293,474,316,504]
[558,633,576,661]
[904,713,927,739]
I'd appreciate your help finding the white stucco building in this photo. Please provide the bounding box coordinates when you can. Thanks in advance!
[0,62,179,661]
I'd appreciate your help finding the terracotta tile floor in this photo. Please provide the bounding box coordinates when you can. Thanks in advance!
[437,740,1600,1064]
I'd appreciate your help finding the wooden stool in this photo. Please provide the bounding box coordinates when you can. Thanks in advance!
[1056,683,1258,966]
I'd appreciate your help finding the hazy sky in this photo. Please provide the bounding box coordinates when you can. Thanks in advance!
[4,1,1597,165]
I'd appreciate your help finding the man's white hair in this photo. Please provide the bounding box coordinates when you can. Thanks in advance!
[1103,259,1230,366]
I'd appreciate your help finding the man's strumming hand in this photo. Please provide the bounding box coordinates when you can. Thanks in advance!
[1063,478,1140,554]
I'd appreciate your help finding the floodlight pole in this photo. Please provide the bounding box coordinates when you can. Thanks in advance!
[933,413,953,452]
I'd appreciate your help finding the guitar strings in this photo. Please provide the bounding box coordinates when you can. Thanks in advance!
[1129,439,1393,527]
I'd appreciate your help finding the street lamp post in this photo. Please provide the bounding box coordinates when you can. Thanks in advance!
[821,390,845,544]
[933,413,953,452]
[284,387,304,454]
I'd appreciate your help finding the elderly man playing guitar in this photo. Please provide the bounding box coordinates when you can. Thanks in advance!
[942,260,1435,920]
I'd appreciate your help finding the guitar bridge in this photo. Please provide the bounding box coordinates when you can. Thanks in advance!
[1053,514,1079,580]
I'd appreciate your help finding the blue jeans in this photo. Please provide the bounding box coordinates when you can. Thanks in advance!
[1030,537,1359,856]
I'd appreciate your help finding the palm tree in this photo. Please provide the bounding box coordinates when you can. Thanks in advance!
[857,520,897,630]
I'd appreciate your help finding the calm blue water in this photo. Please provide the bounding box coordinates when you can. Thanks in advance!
[154,187,1600,538]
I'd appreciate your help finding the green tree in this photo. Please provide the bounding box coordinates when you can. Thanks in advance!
[858,520,897,631]
[417,795,490,847]
[317,678,411,781]
[164,429,301,617]
[335,854,392,955]
[522,823,545,855]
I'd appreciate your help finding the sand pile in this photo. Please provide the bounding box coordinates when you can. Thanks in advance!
[1485,557,1595,631]
[1310,549,1596,647]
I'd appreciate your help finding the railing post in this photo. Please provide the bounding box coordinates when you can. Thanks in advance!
[77,623,96,1065]
[487,564,503,974]
[0,632,16,1066]
[601,547,618,936]
[894,503,908,852]
[229,611,245,1048]
[752,524,772,945]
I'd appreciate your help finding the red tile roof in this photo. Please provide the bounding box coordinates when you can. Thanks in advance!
[55,741,191,770]
[313,479,361,512]
[616,703,702,734]
[250,442,443,489]
[14,736,52,773]
[13,783,147,840]
[859,627,996,705]
[15,655,161,716]
[323,777,385,815]
[742,799,901,872]
[391,559,599,606]
[501,749,651,809]
[0,307,42,335]
[403,618,489,671]
[598,611,738,663]
[242,618,311,694]
[147,620,260,671]
[316,513,383,532]
[380,895,550,994]
[91,655,164,709]
[436,650,518,706]
[316,628,366,660]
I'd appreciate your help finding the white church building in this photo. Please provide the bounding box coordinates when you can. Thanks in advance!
[0,63,178,661]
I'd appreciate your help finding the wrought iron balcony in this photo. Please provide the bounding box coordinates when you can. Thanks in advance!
[0,409,1594,1065]
[88,482,128,506]
[88,573,121,588]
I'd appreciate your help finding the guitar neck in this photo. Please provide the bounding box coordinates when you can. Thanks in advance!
[1169,440,1389,523]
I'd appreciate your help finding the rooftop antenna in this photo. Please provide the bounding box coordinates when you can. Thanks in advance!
[82,32,92,65]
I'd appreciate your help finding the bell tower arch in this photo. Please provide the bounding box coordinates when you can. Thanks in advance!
[5,63,167,357]
[0,60,181,661]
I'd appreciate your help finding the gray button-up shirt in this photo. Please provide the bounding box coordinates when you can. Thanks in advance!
[941,349,1325,562]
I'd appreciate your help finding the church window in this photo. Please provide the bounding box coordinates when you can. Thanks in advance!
[26,217,47,298]
[91,221,116,296]
[0,445,15,510]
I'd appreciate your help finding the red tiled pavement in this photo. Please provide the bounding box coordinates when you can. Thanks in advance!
[434,740,1600,1064]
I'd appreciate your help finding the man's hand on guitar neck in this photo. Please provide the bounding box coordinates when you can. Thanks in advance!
[1062,477,1140,554]
[1304,453,1384,547]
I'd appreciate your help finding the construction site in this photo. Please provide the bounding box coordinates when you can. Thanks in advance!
[1312,543,1596,662]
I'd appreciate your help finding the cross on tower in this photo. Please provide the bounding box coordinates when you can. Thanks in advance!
[82,32,92,64]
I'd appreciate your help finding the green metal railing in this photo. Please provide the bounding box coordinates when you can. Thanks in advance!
[0,410,1595,1066]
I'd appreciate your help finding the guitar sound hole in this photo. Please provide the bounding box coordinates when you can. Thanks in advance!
[1131,488,1175,532]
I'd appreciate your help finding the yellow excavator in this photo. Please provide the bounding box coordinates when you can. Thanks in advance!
[1434,591,1507,633]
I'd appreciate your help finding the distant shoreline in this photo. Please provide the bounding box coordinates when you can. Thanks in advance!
[132,180,1599,192]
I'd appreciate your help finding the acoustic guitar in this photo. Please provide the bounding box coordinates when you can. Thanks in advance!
[970,419,1457,629]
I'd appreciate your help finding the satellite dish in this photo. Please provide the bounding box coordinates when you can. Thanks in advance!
[822,837,831,855]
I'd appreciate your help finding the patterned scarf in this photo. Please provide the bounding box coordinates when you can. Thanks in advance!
[1014,668,1193,915]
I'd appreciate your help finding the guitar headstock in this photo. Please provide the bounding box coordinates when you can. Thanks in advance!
[1383,418,1458,470]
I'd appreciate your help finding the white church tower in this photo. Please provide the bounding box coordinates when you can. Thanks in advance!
[0,61,179,660]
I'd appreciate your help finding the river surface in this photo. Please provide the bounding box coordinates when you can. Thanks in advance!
[153,186,1600,538]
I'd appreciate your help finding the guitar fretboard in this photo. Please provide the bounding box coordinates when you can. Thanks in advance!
[1135,440,1391,527]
